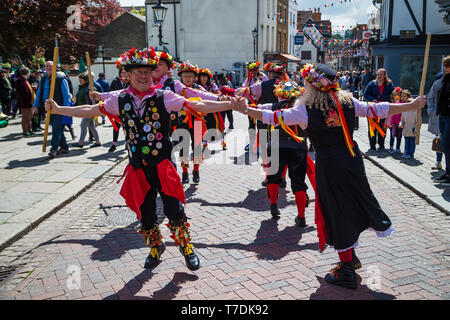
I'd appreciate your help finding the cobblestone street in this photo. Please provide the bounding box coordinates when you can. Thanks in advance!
[0,112,448,301]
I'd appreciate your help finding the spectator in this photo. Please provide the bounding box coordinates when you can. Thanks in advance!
[364,68,395,151]
[0,64,12,116]
[388,87,403,155]
[72,72,101,149]
[336,72,343,88]
[341,71,351,90]
[28,70,43,131]
[427,72,444,170]
[15,66,35,137]
[399,90,417,159]
[109,67,128,92]
[33,61,71,158]
[360,68,373,94]
[433,56,450,184]
[97,72,109,92]
[351,70,360,96]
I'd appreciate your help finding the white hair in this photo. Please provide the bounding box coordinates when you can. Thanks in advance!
[295,82,353,116]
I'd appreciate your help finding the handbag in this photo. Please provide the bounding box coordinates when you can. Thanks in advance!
[432,137,442,152]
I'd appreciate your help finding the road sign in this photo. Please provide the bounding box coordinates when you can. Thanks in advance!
[294,35,304,45]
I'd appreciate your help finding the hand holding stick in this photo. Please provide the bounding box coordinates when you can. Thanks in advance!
[42,46,59,152]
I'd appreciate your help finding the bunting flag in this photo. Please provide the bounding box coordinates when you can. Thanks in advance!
[79,57,87,74]
[300,0,358,13]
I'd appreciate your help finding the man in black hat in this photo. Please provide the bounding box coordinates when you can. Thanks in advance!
[45,46,243,272]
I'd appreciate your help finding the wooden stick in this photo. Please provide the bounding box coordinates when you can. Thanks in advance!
[85,52,99,125]
[42,46,59,153]
[415,33,432,145]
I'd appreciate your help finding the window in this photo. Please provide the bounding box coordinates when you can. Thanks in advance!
[301,51,312,60]
[266,25,270,51]
[400,55,442,95]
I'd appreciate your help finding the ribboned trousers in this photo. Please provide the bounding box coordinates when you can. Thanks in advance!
[139,162,186,230]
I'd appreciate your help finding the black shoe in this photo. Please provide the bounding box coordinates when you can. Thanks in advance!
[144,242,166,269]
[325,261,357,289]
[192,171,200,184]
[280,179,287,189]
[270,204,280,219]
[90,143,102,148]
[261,180,268,187]
[48,150,57,158]
[179,244,200,271]
[57,149,69,155]
[72,143,84,148]
[182,172,189,184]
[295,217,306,228]
[228,124,234,130]
[433,174,448,182]
[108,145,117,153]
[351,249,362,270]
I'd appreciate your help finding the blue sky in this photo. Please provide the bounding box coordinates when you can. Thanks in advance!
[118,0,378,31]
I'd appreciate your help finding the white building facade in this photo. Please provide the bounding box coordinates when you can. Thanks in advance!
[146,0,271,85]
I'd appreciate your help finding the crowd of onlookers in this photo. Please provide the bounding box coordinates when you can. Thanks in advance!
[335,56,450,184]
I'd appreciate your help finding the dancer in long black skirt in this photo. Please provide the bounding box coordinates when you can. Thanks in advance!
[233,63,426,289]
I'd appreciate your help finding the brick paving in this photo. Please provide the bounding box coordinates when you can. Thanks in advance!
[0,112,449,300]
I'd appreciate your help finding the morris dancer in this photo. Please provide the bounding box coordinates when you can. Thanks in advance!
[222,62,288,188]
[45,46,241,272]
[233,63,426,289]
[253,80,310,226]
[177,62,208,184]
[198,68,227,151]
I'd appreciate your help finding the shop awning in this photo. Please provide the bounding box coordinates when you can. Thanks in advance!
[279,53,301,62]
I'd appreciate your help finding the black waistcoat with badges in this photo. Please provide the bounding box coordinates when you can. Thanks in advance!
[304,101,355,153]
[271,100,306,150]
[118,90,172,169]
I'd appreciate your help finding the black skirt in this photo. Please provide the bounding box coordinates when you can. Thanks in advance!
[315,143,392,250]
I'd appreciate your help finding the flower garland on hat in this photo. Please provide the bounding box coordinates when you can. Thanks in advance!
[246,61,261,72]
[198,68,213,78]
[157,51,175,69]
[264,62,286,74]
[116,46,159,70]
[301,63,355,157]
[301,63,340,92]
[177,61,199,76]
[274,81,305,100]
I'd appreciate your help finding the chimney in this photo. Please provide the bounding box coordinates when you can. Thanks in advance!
[313,8,322,21]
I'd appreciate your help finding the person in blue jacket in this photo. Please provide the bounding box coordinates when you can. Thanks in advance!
[364,68,395,150]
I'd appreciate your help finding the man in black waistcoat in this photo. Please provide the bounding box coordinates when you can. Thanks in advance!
[45,46,243,272]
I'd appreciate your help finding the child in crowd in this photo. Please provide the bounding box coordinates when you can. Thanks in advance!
[399,90,416,159]
[388,87,403,154]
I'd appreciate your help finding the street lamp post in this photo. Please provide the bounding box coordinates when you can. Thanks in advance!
[252,28,258,61]
[152,0,169,48]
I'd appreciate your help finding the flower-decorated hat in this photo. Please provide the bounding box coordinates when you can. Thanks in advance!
[177,61,199,76]
[246,61,262,72]
[157,51,175,69]
[198,68,213,78]
[115,46,159,71]
[264,62,286,74]
[301,63,339,92]
[273,81,305,100]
